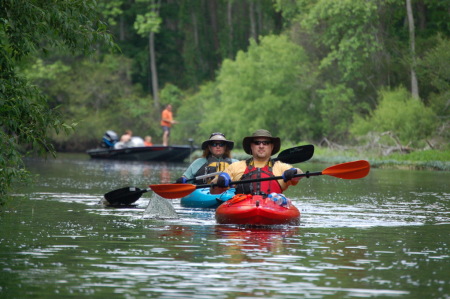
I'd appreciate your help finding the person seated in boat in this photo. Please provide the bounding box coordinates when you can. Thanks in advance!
[120,130,133,142]
[212,129,303,196]
[175,132,238,185]
[114,130,133,149]
[144,135,153,146]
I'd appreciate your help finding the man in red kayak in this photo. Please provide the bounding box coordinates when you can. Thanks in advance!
[214,129,303,196]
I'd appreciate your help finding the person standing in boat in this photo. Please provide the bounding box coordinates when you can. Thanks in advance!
[161,104,178,146]
[175,132,238,185]
[214,129,302,196]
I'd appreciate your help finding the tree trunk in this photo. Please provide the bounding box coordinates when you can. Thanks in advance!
[227,0,233,58]
[256,1,262,39]
[119,15,125,41]
[416,0,426,30]
[149,31,159,110]
[406,0,419,99]
[150,0,161,111]
[249,0,257,41]
[208,0,220,53]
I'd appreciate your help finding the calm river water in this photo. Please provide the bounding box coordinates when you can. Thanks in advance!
[1,154,449,298]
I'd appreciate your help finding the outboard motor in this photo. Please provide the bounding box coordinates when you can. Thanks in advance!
[101,130,119,148]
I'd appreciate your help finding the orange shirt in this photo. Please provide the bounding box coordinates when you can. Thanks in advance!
[160,109,173,127]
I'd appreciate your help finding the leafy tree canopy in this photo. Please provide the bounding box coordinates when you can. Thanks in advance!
[351,87,438,147]
[199,35,318,146]
[0,0,114,200]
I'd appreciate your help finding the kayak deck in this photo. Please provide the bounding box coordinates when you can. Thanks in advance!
[180,188,235,209]
[215,194,300,226]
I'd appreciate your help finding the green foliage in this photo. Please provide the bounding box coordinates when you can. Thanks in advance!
[199,35,318,146]
[25,54,158,150]
[0,73,75,198]
[350,87,438,146]
[173,81,220,145]
[134,12,161,36]
[381,149,450,163]
[311,146,450,170]
[417,35,450,116]
[3,0,449,176]
[0,0,115,200]
[297,0,382,84]
[317,84,355,139]
[97,0,124,27]
[160,83,184,110]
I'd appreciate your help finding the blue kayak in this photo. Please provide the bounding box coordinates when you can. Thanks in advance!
[180,188,236,209]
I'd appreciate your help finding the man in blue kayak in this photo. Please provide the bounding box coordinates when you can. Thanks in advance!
[214,129,303,196]
[175,132,239,185]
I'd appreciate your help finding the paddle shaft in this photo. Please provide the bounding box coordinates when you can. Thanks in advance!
[104,172,221,203]
[186,172,220,182]
[183,144,313,185]
[195,171,321,189]
[149,160,370,199]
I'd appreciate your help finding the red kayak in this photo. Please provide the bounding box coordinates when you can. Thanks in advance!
[215,194,300,226]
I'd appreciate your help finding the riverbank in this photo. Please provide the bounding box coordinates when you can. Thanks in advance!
[312,147,450,171]
[214,146,450,171]
[56,146,450,171]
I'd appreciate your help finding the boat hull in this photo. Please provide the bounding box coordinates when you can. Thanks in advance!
[180,188,235,209]
[86,145,194,162]
[215,194,300,226]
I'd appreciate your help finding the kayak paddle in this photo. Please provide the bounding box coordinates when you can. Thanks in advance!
[274,144,314,164]
[149,160,370,199]
[104,144,314,204]
[103,171,221,205]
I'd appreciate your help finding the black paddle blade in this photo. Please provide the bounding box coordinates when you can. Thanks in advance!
[276,144,314,164]
[103,187,146,205]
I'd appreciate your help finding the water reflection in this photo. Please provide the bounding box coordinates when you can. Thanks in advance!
[2,155,449,298]
[214,226,298,255]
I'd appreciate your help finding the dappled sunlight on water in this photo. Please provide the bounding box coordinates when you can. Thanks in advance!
[1,156,449,298]
[24,188,450,229]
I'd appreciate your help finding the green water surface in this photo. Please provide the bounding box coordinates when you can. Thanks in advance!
[0,154,449,298]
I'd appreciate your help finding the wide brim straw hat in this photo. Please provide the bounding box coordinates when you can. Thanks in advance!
[201,132,234,150]
[242,129,281,155]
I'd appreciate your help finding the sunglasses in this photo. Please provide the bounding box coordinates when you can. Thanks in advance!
[210,142,226,147]
[252,140,272,146]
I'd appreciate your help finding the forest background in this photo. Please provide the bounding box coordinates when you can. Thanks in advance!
[1,0,449,198]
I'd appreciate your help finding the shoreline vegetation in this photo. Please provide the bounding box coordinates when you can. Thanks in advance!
[311,148,450,171]
[53,145,449,172]
[195,146,450,171]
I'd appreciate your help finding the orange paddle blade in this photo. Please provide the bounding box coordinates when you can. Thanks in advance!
[149,184,196,199]
[322,160,370,179]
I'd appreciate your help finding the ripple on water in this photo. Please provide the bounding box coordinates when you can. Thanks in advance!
[20,189,450,229]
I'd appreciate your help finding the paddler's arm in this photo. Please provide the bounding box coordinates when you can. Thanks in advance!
[175,158,206,183]
[210,161,245,194]
[210,169,233,194]
[275,162,303,191]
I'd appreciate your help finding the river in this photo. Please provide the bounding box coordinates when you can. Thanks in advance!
[0,153,449,298]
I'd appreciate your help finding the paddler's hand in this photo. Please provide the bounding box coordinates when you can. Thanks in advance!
[282,168,298,182]
[175,177,187,184]
[217,172,231,188]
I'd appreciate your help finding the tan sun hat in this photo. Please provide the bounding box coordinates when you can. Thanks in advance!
[242,129,281,155]
[201,132,234,150]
